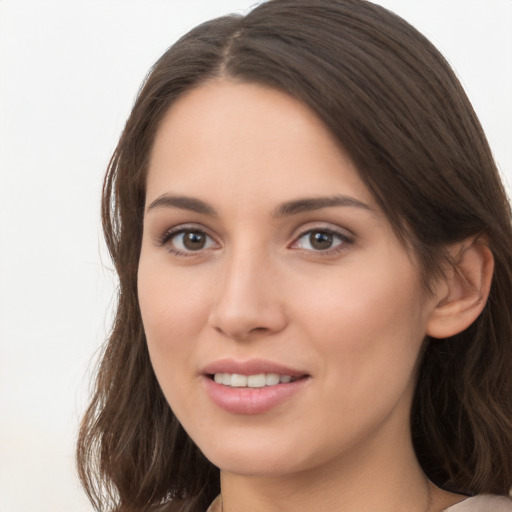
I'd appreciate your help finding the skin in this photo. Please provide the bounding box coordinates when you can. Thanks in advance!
[138,80,470,512]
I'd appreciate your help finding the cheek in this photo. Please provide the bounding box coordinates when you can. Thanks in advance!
[138,262,211,427]
[138,256,210,338]
[137,258,214,395]
[294,258,426,341]
[289,254,429,394]
[288,267,427,447]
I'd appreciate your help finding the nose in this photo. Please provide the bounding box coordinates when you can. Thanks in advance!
[208,248,288,341]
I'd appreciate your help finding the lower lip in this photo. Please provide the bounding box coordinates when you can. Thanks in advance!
[202,376,309,415]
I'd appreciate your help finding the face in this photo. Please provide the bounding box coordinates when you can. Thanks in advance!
[138,80,439,478]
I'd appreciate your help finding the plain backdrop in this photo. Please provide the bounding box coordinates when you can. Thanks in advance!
[0,1,511,511]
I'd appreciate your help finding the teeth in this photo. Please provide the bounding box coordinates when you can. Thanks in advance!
[213,373,296,388]
[266,373,280,386]
[247,374,266,387]
[231,374,247,387]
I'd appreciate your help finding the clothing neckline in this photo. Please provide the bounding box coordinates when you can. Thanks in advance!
[206,493,512,512]
[443,494,512,511]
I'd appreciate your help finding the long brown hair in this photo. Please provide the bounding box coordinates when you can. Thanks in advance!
[77,1,512,511]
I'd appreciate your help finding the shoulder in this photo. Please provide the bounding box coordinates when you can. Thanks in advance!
[444,495,512,512]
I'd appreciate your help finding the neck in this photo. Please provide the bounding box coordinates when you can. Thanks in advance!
[220,450,427,512]
[217,415,462,512]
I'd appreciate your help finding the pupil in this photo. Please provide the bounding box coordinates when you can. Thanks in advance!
[310,231,333,250]
[183,231,205,250]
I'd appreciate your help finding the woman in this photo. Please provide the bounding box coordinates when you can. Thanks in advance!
[77,1,512,511]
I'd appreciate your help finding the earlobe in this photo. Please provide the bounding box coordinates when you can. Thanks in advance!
[426,236,494,339]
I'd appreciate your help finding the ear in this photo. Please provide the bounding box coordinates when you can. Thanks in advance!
[426,236,494,339]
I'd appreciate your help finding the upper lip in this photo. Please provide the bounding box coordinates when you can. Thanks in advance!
[202,358,308,377]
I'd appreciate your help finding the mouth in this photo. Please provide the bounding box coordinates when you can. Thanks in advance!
[201,360,310,414]
[209,372,304,388]
[203,372,310,415]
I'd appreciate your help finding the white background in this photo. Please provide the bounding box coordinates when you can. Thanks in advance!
[0,1,510,511]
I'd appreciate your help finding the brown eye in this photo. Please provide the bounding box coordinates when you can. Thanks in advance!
[293,228,350,253]
[162,228,217,254]
[309,231,334,250]
[182,230,207,250]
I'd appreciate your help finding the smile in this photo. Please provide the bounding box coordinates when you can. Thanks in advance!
[202,361,310,415]
[212,373,296,388]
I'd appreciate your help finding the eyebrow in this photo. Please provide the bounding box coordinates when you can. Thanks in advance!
[145,193,372,217]
[271,195,372,217]
[146,194,217,215]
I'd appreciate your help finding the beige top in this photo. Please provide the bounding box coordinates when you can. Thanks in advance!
[445,495,512,511]
[206,494,512,512]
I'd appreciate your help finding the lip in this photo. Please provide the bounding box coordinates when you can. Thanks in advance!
[201,358,310,415]
[202,358,307,377]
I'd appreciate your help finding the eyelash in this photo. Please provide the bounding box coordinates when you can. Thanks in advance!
[290,227,354,256]
[156,225,354,257]
[157,226,218,257]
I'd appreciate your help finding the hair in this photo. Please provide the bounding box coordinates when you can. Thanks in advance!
[77,1,512,511]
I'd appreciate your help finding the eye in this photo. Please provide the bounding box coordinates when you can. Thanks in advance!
[160,228,218,255]
[292,229,351,253]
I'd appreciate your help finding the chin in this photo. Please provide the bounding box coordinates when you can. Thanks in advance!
[210,452,301,477]
[195,431,322,478]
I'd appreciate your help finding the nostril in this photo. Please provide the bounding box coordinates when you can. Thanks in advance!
[213,324,268,341]
[249,327,268,333]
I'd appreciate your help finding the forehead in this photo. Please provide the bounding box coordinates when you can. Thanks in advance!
[146,79,375,210]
